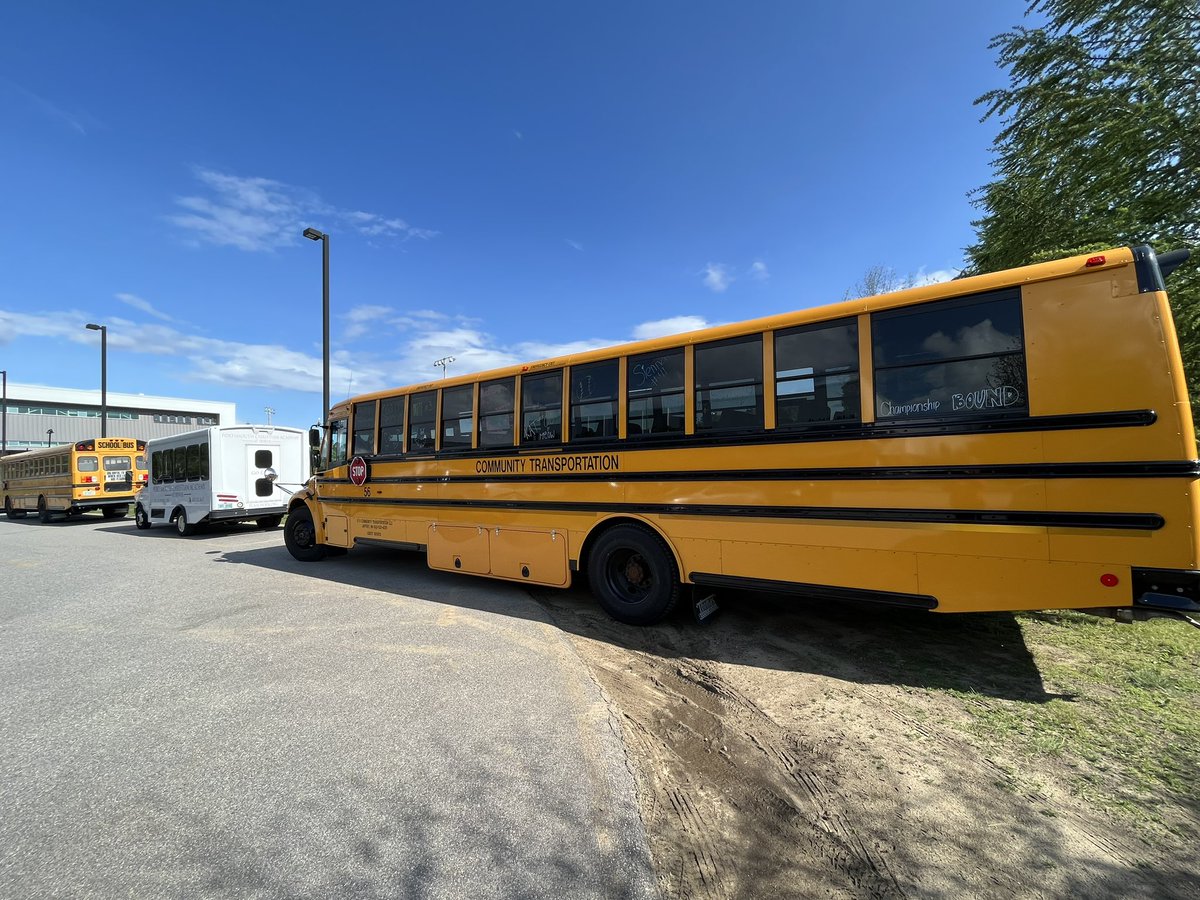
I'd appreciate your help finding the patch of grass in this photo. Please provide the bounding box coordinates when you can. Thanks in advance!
[947,611,1200,839]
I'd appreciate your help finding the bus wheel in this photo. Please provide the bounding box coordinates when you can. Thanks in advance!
[587,524,681,625]
[4,497,18,519]
[135,505,152,530]
[284,506,327,562]
[37,497,55,524]
[102,505,128,519]
[174,508,195,536]
[255,515,282,530]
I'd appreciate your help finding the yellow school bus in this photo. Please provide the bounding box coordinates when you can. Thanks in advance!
[284,245,1200,626]
[2,437,148,523]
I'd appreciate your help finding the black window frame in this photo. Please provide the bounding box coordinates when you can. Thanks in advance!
[521,370,563,445]
[440,385,474,451]
[774,317,861,429]
[408,391,437,453]
[570,360,620,442]
[626,347,686,438]
[478,377,516,450]
[353,400,377,456]
[871,289,1028,423]
[378,395,406,456]
[694,334,765,433]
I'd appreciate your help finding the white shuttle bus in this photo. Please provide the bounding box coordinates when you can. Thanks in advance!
[134,425,310,535]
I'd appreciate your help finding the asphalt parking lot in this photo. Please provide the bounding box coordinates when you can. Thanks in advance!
[0,514,656,899]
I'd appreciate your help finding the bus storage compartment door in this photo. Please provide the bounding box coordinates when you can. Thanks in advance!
[324,514,351,548]
[427,524,491,575]
[490,527,568,587]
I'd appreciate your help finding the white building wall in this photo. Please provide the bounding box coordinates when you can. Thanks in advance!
[1,383,237,453]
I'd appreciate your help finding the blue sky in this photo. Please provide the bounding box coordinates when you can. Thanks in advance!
[0,2,1025,430]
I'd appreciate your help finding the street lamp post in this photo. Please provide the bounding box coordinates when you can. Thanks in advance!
[302,228,330,427]
[434,356,455,379]
[47,428,54,447]
[85,323,108,437]
[1,369,7,455]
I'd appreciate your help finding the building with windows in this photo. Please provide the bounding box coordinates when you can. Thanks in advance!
[0,383,236,454]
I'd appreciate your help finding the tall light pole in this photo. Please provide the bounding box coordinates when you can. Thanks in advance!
[302,228,330,427]
[47,428,54,447]
[434,356,455,379]
[1,369,7,455]
[264,406,275,426]
[85,323,108,437]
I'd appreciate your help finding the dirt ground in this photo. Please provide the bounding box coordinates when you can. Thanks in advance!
[531,587,1200,900]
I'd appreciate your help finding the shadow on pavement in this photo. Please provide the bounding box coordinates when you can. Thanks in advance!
[217,541,1061,702]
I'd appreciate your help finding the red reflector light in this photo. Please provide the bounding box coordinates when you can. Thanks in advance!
[1085,255,1106,267]
[1100,573,1119,587]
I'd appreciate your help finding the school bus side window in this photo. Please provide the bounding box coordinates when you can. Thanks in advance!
[379,396,405,455]
[353,401,377,455]
[628,348,685,436]
[776,319,860,427]
[479,378,515,449]
[570,361,618,440]
[327,418,349,468]
[441,385,474,450]
[522,370,563,444]
[695,335,764,432]
[872,291,1027,421]
[408,392,437,452]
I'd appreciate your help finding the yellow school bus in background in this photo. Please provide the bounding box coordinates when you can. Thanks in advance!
[2,437,148,523]
[285,245,1200,627]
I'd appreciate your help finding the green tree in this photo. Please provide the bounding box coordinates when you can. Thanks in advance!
[966,0,1200,390]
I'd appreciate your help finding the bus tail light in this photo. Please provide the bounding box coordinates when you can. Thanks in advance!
[76,440,95,451]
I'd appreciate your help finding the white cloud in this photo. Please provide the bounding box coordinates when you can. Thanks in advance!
[565,239,583,251]
[2,78,93,135]
[115,292,175,322]
[632,316,711,340]
[749,260,769,281]
[167,167,438,252]
[702,262,732,293]
[911,267,960,287]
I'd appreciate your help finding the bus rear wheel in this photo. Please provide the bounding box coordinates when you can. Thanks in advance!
[587,524,681,625]
[284,506,326,562]
[4,497,24,519]
[174,508,195,536]
[37,497,55,524]
[134,505,152,530]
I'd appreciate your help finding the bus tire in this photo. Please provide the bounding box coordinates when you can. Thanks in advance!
[37,497,54,524]
[174,507,195,536]
[102,505,127,519]
[135,505,152,530]
[284,506,326,562]
[587,524,681,625]
[4,497,22,519]
[255,515,282,530]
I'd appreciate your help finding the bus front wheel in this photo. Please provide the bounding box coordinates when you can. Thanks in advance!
[135,505,152,530]
[587,524,681,625]
[284,506,327,562]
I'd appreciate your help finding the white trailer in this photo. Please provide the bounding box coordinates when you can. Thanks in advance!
[134,425,309,535]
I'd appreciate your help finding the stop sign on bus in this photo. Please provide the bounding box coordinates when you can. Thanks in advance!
[349,456,369,486]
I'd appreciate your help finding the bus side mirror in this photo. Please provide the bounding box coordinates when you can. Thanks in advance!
[309,427,321,448]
